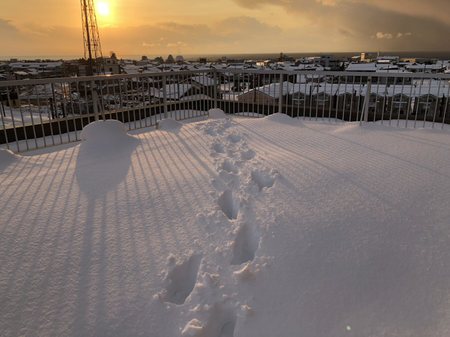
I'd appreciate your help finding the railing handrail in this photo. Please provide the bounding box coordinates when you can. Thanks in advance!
[1,69,449,88]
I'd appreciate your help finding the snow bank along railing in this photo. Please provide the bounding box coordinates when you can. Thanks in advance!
[0,69,449,152]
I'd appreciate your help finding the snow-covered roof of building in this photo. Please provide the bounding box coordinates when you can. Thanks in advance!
[191,76,217,87]
[406,64,445,70]
[9,62,63,70]
[346,63,377,72]
[254,81,295,98]
[150,83,193,99]
[361,84,388,96]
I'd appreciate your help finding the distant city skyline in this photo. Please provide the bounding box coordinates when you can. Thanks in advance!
[1,0,449,58]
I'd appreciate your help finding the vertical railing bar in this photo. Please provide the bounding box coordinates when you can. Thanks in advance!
[82,80,90,132]
[342,76,348,122]
[319,77,326,120]
[349,76,356,122]
[413,78,422,128]
[405,79,414,128]
[187,72,191,119]
[26,85,39,149]
[314,75,319,120]
[138,77,144,128]
[6,88,21,151]
[431,80,442,128]
[356,76,363,122]
[0,90,10,149]
[213,69,218,113]
[308,75,313,120]
[329,76,347,122]
[423,78,433,128]
[178,74,182,121]
[44,82,56,146]
[110,78,117,126]
[131,77,138,129]
[302,75,312,119]
[373,79,380,123]
[380,76,390,125]
[75,81,83,140]
[394,77,405,127]
[52,83,63,145]
[278,72,283,114]
[441,85,449,129]
[68,81,78,142]
[118,79,127,130]
[362,77,372,124]
[146,76,151,127]
[61,82,71,144]
[16,85,30,151]
[328,76,333,121]
[252,73,256,118]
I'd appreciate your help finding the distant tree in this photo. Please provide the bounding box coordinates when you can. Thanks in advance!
[154,56,164,64]
[141,55,148,61]
[110,51,118,60]
[166,54,175,64]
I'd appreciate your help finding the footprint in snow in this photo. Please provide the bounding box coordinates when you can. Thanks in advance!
[218,190,240,220]
[181,302,237,337]
[158,254,202,305]
[231,223,260,266]
[227,134,242,144]
[251,169,276,191]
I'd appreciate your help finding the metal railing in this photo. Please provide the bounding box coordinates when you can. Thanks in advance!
[1,69,449,152]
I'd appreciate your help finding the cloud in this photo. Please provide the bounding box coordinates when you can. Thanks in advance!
[231,0,450,51]
[376,32,393,39]
[315,0,337,6]
[100,16,284,56]
[0,18,19,33]
[215,16,282,37]
[231,0,450,24]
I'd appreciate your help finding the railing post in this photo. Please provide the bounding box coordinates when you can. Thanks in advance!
[91,80,99,121]
[213,69,218,109]
[362,76,371,123]
[278,73,283,114]
[162,75,168,119]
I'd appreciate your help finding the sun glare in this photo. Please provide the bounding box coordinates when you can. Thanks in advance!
[96,1,110,17]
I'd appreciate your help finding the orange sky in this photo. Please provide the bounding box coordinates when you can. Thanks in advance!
[0,0,449,58]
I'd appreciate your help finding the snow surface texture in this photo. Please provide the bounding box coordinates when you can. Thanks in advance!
[0,149,19,170]
[208,108,227,120]
[2,115,450,337]
[263,112,294,123]
[157,118,183,132]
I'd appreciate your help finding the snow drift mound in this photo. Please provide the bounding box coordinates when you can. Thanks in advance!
[208,108,227,119]
[264,113,293,123]
[80,119,139,154]
[81,119,134,145]
[77,120,138,196]
[157,118,182,131]
[0,148,19,169]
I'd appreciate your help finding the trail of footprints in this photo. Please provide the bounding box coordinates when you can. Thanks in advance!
[157,117,277,337]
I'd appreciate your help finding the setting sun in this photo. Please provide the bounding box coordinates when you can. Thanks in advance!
[96,1,110,17]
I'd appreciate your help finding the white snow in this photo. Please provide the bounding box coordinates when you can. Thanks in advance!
[0,148,19,169]
[263,112,294,123]
[1,115,450,337]
[157,118,183,131]
[208,108,227,119]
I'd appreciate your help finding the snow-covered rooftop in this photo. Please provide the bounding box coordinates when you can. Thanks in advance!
[1,114,450,337]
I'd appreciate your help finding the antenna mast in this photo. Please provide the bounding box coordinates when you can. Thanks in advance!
[80,0,103,75]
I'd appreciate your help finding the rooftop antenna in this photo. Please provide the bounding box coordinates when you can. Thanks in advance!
[80,0,103,76]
